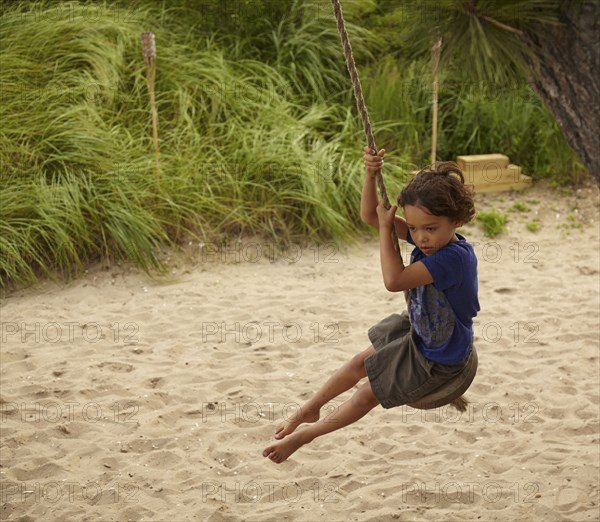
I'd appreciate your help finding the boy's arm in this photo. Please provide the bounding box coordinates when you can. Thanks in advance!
[360,147,408,240]
[377,204,433,292]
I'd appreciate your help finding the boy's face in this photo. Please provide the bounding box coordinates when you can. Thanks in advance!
[403,204,460,256]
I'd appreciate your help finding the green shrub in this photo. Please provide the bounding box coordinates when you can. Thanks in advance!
[508,201,530,212]
[476,211,508,237]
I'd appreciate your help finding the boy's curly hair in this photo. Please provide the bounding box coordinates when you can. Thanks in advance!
[398,161,476,224]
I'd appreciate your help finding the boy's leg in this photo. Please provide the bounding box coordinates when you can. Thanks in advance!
[263,380,379,463]
[274,344,376,439]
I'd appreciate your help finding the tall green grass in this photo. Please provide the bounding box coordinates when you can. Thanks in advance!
[0,1,379,288]
[0,0,585,289]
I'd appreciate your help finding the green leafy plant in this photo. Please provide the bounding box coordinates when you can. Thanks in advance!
[476,211,508,237]
[557,213,584,230]
[508,201,530,212]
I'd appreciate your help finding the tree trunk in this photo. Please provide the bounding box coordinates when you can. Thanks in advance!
[522,1,599,184]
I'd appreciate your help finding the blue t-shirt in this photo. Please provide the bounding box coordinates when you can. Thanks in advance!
[406,230,480,365]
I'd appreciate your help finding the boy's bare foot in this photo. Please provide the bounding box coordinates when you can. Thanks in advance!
[274,405,319,440]
[263,429,312,463]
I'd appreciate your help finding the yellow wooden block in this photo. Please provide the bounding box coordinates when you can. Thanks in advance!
[408,161,532,194]
[473,174,532,193]
[462,164,522,185]
[456,154,510,170]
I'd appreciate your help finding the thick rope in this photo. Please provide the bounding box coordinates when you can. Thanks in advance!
[330,0,401,258]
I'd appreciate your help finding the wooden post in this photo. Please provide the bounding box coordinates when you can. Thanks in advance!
[431,37,442,165]
[141,32,160,192]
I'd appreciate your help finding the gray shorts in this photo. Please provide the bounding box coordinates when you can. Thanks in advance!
[364,312,470,409]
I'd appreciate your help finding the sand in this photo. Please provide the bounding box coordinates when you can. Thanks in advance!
[1,181,599,521]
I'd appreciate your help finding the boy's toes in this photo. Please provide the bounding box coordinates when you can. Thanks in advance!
[263,445,284,463]
[263,445,275,458]
[274,425,290,439]
[270,451,283,464]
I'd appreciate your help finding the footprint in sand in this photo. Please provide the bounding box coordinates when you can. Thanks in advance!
[493,287,517,294]
[95,362,134,373]
[576,265,599,276]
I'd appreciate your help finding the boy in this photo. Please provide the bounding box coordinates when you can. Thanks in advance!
[263,148,479,463]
